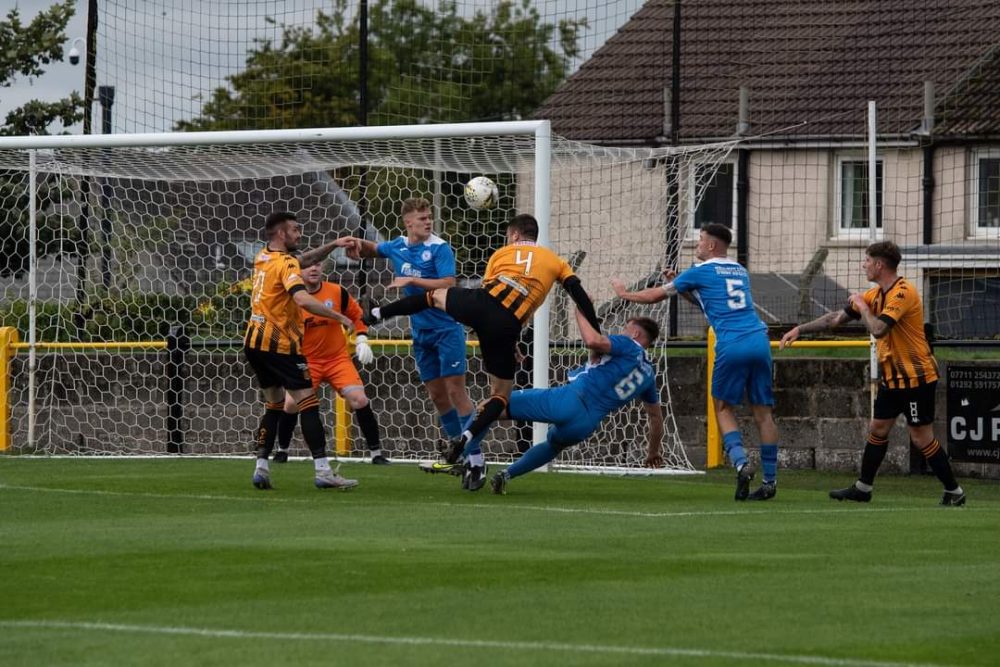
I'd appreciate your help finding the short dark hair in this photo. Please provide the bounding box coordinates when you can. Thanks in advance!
[629,316,660,346]
[507,214,538,240]
[866,240,901,270]
[401,197,430,217]
[265,211,296,238]
[701,223,732,246]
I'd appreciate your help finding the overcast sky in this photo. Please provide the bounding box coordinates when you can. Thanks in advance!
[2,0,643,135]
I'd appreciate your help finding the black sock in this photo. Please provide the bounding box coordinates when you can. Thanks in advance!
[355,404,381,450]
[920,439,958,491]
[254,401,285,459]
[466,396,508,441]
[277,411,298,451]
[296,395,327,459]
[380,293,432,320]
[859,434,888,486]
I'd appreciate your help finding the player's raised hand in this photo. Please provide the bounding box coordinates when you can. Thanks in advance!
[354,334,374,365]
[779,327,800,350]
[610,278,627,297]
[661,268,678,281]
[848,292,869,315]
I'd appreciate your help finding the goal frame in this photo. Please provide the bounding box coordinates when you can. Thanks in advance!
[0,121,560,450]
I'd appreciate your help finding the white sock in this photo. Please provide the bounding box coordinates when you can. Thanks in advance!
[314,457,331,473]
[255,459,269,472]
[371,307,382,320]
[370,449,382,458]
[855,481,873,493]
[947,486,964,495]
[468,453,485,467]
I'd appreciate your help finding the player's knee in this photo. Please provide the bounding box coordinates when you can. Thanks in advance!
[344,388,369,410]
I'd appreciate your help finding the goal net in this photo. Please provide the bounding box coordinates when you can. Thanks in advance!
[0,122,734,472]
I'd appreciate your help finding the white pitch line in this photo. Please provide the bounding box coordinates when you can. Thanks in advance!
[0,483,989,520]
[0,620,952,667]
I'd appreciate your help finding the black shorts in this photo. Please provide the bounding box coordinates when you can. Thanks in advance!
[444,287,522,380]
[243,347,313,391]
[873,381,936,426]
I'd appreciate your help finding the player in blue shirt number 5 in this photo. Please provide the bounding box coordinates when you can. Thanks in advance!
[612,223,779,501]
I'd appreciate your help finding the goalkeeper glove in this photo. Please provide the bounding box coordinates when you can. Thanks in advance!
[354,334,374,365]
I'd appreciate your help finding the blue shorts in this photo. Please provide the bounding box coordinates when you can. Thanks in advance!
[712,331,774,406]
[413,325,467,382]
[507,385,602,448]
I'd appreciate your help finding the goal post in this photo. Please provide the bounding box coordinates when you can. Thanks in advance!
[0,121,736,473]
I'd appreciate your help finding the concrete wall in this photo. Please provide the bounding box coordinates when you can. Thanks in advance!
[6,350,996,479]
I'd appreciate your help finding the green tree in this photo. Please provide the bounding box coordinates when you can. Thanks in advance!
[177,0,586,131]
[0,1,83,136]
[0,1,85,280]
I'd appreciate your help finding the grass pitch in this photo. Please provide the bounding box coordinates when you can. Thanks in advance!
[1,458,999,667]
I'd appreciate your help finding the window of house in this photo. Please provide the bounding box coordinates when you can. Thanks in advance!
[688,160,736,238]
[835,157,882,238]
[973,150,1000,236]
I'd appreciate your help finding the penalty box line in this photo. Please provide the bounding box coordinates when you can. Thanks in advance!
[0,619,952,667]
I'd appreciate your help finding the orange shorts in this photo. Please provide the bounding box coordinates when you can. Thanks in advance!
[308,356,364,394]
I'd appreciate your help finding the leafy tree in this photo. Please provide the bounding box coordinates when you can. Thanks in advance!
[176,0,585,277]
[0,1,83,136]
[0,1,85,280]
[177,0,586,131]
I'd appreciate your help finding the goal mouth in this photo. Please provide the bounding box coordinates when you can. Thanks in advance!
[0,121,740,474]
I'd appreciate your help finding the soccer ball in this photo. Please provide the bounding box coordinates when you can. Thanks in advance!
[464,176,499,210]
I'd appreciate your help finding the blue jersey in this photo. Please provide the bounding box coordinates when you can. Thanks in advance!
[672,257,766,341]
[377,235,459,333]
[566,335,658,416]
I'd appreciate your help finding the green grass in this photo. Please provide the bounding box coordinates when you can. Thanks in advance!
[1,459,999,667]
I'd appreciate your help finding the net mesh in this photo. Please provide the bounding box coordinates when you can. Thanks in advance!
[0,128,732,470]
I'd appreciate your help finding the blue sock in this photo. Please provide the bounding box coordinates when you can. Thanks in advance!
[507,442,557,479]
[760,443,778,483]
[439,409,461,439]
[722,430,747,470]
[463,425,490,457]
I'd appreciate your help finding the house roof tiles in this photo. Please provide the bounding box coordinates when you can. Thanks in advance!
[537,0,1000,143]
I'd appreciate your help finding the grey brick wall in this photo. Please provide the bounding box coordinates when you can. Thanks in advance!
[6,349,997,478]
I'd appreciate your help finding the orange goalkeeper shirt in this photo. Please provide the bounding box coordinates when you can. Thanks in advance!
[299,281,368,360]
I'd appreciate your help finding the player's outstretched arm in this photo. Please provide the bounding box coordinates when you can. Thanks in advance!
[299,237,356,267]
[388,275,456,290]
[294,290,354,332]
[574,307,611,355]
[642,401,665,467]
[610,278,674,304]
[780,309,852,349]
[563,275,601,333]
[340,236,379,260]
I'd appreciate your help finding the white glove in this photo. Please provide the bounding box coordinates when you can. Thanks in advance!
[354,334,374,365]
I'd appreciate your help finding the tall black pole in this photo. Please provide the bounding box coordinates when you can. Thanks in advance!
[76,0,100,323]
[668,0,682,337]
[357,0,370,300]
[98,85,115,290]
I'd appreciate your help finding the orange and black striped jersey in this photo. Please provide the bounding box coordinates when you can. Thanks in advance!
[481,241,575,323]
[299,282,367,360]
[846,277,938,389]
[244,247,306,355]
